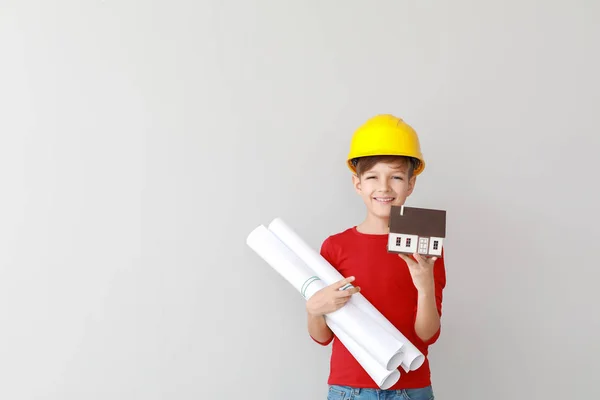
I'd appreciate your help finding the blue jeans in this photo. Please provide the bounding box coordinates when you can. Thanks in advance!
[327,384,435,400]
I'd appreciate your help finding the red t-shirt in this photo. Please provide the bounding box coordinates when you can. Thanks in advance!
[311,226,446,389]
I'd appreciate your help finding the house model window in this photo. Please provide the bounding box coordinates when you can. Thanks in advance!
[386,205,446,257]
[418,238,428,253]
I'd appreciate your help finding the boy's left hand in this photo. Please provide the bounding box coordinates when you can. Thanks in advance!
[398,253,437,293]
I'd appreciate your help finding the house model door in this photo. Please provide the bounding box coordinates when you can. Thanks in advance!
[418,237,429,254]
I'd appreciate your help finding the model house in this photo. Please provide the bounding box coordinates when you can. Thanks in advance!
[387,205,446,256]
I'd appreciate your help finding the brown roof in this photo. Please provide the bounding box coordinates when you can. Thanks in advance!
[388,206,446,238]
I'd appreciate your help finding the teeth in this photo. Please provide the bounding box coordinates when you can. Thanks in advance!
[374,198,394,202]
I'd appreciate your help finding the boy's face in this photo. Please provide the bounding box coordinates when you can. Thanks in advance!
[352,160,416,220]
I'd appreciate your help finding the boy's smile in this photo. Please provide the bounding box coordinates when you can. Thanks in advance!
[373,196,395,203]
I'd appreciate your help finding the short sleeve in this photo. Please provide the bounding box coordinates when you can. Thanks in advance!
[319,236,337,267]
[310,333,334,346]
[413,250,447,346]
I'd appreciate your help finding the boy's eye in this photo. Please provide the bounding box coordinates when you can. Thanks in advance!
[393,176,403,180]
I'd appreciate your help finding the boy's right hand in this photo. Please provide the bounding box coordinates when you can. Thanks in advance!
[306,276,360,317]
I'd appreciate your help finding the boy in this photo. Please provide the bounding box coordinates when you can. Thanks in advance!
[306,114,446,400]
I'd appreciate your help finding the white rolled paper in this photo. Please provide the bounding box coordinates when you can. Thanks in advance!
[326,303,404,371]
[327,319,400,390]
[267,217,425,372]
[246,224,404,387]
[245,224,325,299]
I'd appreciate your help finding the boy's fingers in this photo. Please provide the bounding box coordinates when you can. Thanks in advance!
[333,276,355,289]
[336,300,349,307]
[335,286,360,298]
[398,253,415,264]
[335,295,354,305]
[413,253,436,266]
[419,256,437,265]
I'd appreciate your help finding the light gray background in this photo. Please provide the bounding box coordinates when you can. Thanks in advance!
[1,1,598,399]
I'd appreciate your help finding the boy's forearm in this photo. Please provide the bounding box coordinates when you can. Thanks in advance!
[414,286,440,341]
[307,312,333,343]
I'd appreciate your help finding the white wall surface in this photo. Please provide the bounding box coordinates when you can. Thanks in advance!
[1,1,599,399]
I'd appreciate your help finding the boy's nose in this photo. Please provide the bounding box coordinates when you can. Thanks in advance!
[379,181,391,190]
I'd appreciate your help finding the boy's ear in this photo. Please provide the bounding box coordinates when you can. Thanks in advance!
[352,173,362,194]
[406,176,417,196]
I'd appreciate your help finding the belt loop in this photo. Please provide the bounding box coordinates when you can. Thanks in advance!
[352,387,361,395]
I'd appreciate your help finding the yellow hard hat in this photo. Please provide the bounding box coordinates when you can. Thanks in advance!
[346,114,425,176]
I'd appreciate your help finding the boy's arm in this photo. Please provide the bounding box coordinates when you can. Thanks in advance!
[400,252,447,345]
[414,285,440,342]
[306,276,359,345]
[307,236,337,346]
[307,312,334,344]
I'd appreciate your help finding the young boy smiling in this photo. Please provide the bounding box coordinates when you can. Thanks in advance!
[306,114,446,399]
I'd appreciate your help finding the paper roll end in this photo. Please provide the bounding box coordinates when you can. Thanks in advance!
[246,224,268,247]
[267,217,285,231]
[402,354,425,372]
[379,369,401,390]
[386,351,404,371]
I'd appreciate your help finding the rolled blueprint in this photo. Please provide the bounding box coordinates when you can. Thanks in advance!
[245,224,325,299]
[326,302,404,371]
[246,224,404,382]
[327,319,400,390]
[267,217,425,372]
